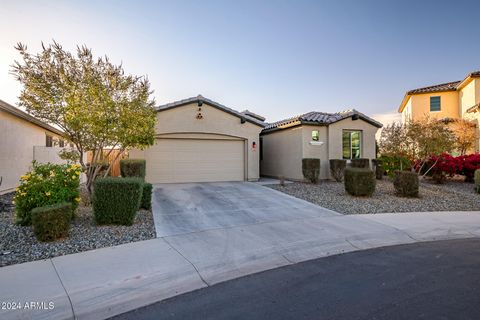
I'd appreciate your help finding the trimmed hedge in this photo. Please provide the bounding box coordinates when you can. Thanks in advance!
[330,159,346,182]
[120,159,146,181]
[351,158,370,169]
[344,167,376,197]
[393,170,419,197]
[141,183,153,210]
[302,158,320,183]
[474,169,480,194]
[93,177,143,226]
[31,202,72,242]
[371,159,384,180]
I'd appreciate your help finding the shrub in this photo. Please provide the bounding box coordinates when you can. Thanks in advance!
[141,183,153,210]
[302,158,320,183]
[475,169,480,193]
[344,167,376,197]
[459,154,480,182]
[393,171,419,197]
[93,177,143,225]
[418,153,461,184]
[378,155,412,177]
[350,158,370,169]
[120,159,146,181]
[371,159,384,180]
[330,159,346,182]
[14,162,81,225]
[31,202,71,242]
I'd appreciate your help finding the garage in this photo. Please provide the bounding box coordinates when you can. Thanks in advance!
[146,138,245,183]
[129,95,265,184]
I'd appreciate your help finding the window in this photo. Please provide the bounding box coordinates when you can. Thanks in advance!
[430,96,441,112]
[311,130,319,141]
[342,130,362,159]
[46,135,53,147]
[59,139,65,148]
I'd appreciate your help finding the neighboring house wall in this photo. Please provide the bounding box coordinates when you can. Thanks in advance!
[260,126,303,180]
[459,79,477,117]
[0,109,63,194]
[409,91,460,121]
[401,97,413,123]
[130,102,263,182]
[260,118,379,181]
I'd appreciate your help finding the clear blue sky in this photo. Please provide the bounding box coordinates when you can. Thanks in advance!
[1,0,479,123]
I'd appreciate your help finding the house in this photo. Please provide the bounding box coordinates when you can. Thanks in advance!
[398,70,480,151]
[260,110,382,180]
[0,100,67,194]
[129,95,265,183]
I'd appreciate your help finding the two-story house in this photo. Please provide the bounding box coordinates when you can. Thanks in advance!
[398,71,480,152]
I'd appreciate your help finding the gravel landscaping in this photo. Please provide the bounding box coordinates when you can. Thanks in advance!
[0,191,156,267]
[269,176,480,215]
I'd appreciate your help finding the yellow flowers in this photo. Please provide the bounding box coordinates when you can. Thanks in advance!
[72,175,76,179]
[20,174,30,181]
[45,191,51,196]
[75,197,81,203]
[50,170,56,177]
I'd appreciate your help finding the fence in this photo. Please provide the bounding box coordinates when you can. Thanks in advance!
[87,149,126,177]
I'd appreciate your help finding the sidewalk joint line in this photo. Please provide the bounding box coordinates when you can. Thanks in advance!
[345,238,362,250]
[50,259,76,319]
[162,238,210,287]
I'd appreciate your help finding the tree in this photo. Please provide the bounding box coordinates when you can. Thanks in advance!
[12,41,156,195]
[450,119,476,155]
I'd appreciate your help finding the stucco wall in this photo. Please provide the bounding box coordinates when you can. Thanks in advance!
[410,91,460,121]
[401,97,412,123]
[328,118,378,166]
[459,79,476,117]
[301,125,329,179]
[260,126,303,180]
[0,110,63,193]
[130,102,263,181]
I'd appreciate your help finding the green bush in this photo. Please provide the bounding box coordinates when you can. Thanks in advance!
[302,158,320,183]
[14,162,81,225]
[371,159,385,180]
[350,158,370,169]
[93,177,143,226]
[120,159,146,180]
[344,167,376,197]
[393,170,419,197]
[31,202,71,242]
[474,169,480,194]
[141,183,153,210]
[329,159,346,182]
[378,155,412,177]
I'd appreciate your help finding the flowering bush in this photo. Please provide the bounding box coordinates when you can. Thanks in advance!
[14,162,81,225]
[458,154,480,182]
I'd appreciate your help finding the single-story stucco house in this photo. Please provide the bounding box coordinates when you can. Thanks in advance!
[260,110,383,180]
[0,99,68,194]
[129,95,265,183]
[130,95,382,183]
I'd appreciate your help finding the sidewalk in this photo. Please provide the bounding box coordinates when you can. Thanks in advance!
[1,211,480,320]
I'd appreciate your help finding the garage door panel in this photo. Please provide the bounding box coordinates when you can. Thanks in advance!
[146,139,244,183]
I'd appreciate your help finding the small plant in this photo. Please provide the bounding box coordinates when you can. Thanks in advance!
[350,158,370,169]
[31,202,72,242]
[14,162,81,225]
[344,167,376,197]
[302,158,320,183]
[330,159,346,182]
[371,159,384,180]
[93,177,143,226]
[58,148,80,164]
[141,183,153,210]
[475,169,480,193]
[378,155,412,177]
[393,171,419,197]
[120,159,146,181]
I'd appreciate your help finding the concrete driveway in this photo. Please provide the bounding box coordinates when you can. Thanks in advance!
[152,182,337,237]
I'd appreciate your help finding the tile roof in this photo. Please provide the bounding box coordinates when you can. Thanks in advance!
[156,95,266,127]
[263,109,382,131]
[0,99,63,136]
[407,81,461,94]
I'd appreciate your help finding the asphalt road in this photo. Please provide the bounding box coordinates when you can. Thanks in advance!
[112,239,480,320]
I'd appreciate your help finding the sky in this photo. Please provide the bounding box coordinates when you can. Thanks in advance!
[1,0,479,124]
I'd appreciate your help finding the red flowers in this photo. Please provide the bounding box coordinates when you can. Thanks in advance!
[422,153,480,182]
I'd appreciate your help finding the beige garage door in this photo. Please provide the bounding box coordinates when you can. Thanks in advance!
[146,138,245,183]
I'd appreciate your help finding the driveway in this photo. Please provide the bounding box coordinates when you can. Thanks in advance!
[152,182,337,237]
